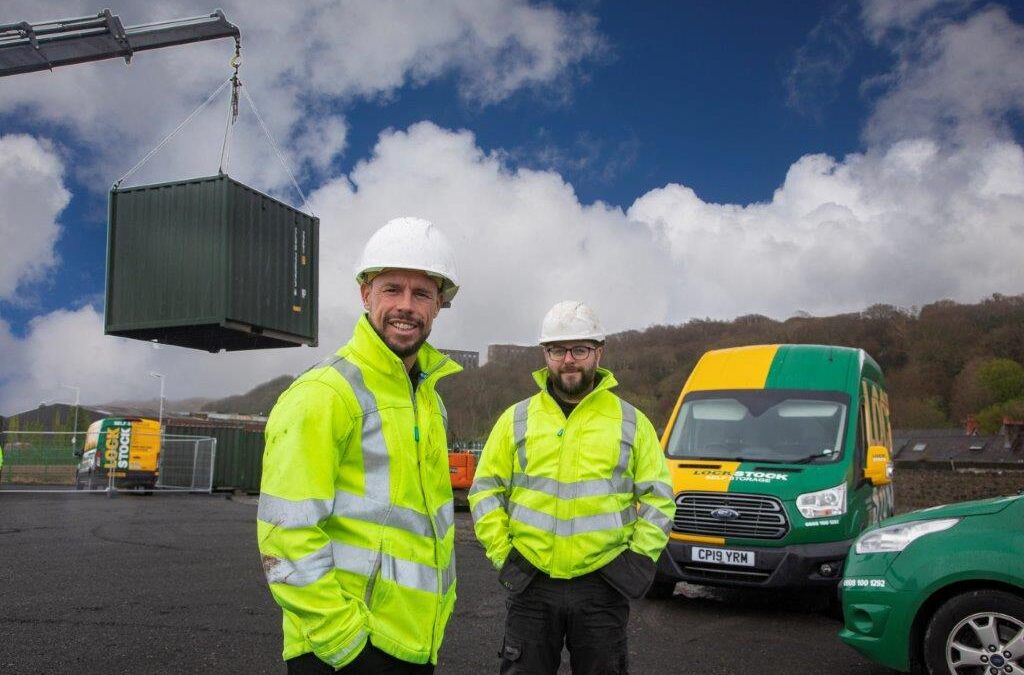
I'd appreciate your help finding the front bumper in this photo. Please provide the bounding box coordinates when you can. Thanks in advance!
[656,538,853,590]
[837,583,911,672]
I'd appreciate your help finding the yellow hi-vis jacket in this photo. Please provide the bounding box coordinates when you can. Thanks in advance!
[469,368,675,578]
[258,316,462,668]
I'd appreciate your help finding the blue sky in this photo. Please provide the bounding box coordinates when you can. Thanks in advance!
[1,0,1023,412]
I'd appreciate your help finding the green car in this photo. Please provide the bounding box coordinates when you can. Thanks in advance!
[839,493,1024,674]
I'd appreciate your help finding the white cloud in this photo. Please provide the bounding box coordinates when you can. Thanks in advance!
[3,2,1024,415]
[0,122,670,413]
[863,4,1024,145]
[0,135,69,301]
[860,0,973,42]
[0,1,603,192]
[628,138,1024,319]
[309,122,672,353]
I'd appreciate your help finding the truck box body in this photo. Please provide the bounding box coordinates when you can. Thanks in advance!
[105,174,318,352]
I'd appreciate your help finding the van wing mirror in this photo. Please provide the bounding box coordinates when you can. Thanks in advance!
[864,445,893,486]
[73,449,83,457]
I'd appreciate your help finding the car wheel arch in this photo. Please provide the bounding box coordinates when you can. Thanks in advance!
[909,580,1024,672]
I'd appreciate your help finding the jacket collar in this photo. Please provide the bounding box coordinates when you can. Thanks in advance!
[344,314,462,382]
[532,366,617,406]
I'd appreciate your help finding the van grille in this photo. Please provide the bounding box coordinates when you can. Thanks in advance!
[674,492,789,540]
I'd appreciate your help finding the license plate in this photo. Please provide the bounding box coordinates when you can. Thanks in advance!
[691,546,755,567]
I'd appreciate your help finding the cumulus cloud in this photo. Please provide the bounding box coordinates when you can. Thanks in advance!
[0,122,669,413]
[3,2,1024,414]
[629,138,1024,318]
[860,0,973,42]
[0,135,70,301]
[0,0,603,192]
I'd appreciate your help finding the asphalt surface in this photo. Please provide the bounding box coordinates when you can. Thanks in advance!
[0,491,894,674]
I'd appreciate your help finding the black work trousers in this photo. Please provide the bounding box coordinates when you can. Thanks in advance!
[286,644,434,674]
[500,570,630,675]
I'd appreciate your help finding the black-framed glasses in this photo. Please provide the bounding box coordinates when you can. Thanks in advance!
[545,345,599,361]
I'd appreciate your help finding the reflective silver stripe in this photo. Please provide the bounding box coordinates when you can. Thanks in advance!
[436,393,448,435]
[257,493,333,529]
[435,500,455,539]
[635,480,674,500]
[638,503,672,534]
[469,475,507,496]
[322,629,369,667]
[471,494,506,522]
[384,552,443,594]
[441,553,456,595]
[333,491,437,538]
[616,400,636,480]
[513,400,529,473]
[508,501,636,536]
[263,542,334,586]
[331,358,390,497]
[333,542,453,595]
[513,473,633,499]
[332,541,378,578]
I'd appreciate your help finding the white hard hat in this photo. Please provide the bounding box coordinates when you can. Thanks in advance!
[539,301,605,344]
[354,217,460,305]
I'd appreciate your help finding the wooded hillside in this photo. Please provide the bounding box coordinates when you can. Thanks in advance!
[438,294,1024,441]
[195,294,1024,442]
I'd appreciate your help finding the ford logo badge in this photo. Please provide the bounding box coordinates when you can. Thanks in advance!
[711,508,740,521]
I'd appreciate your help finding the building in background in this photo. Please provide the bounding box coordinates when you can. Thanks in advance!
[440,348,480,370]
[486,344,540,364]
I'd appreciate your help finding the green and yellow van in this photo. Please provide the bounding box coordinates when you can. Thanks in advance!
[75,417,161,490]
[650,344,895,597]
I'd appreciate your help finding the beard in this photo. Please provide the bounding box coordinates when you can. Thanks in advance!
[550,363,597,399]
[372,311,430,359]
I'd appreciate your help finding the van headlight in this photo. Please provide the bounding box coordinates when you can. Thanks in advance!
[797,483,847,518]
[855,518,960,554]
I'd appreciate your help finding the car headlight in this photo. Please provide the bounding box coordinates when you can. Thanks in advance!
[854,518,960,554]
[797,482,847,518]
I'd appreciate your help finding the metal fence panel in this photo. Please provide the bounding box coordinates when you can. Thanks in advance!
[0,430,215,493]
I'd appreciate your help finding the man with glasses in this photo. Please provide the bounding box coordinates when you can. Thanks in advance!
[469,301,675,675]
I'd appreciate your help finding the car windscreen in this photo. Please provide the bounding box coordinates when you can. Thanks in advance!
[665,389,850,464]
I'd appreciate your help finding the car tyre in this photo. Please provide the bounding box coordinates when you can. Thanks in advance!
[922,589,1024,675]
[645,578,678,600]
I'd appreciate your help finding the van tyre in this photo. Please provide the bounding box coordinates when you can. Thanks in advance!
[645,578,677,600]
[922,589,1024,675]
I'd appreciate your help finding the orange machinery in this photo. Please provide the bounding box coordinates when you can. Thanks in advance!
[447,451,477,489]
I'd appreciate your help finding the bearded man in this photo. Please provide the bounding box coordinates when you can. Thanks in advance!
[258,217,462,674]
[469,300,674,675]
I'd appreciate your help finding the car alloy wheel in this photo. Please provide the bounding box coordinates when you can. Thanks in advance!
[946,611,1024,673]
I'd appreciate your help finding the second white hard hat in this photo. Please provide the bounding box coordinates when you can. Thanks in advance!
[354,217,460,305]
[539,301,605,344]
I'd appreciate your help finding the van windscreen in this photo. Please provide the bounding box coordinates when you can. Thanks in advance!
[666,389,849,464]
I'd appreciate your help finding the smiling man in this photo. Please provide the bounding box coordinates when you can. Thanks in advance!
[258,217,462,674]
[470,301,675,675]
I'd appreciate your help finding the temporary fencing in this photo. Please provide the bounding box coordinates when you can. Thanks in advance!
[0,430,215,493]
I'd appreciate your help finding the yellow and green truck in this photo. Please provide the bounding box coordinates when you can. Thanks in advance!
[650,344,895,597]
[75,417,161,490]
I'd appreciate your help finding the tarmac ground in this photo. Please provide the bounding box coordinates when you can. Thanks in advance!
[0,490,893,674]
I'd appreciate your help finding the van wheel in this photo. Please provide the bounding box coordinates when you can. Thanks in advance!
[922,590,1024,675]
[645,578,678,600]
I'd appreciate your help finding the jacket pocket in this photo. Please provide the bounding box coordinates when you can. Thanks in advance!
[599,549,656,600]
[498,547,538,595]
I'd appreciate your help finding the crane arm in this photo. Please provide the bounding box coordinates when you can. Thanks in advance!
[0,9,239,78]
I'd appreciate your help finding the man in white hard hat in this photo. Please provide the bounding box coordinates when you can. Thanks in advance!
[258,217,462,674]
[470,301,675,675]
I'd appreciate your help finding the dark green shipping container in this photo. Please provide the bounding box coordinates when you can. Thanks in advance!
[105,174,318,352]
[165,423,266,493]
